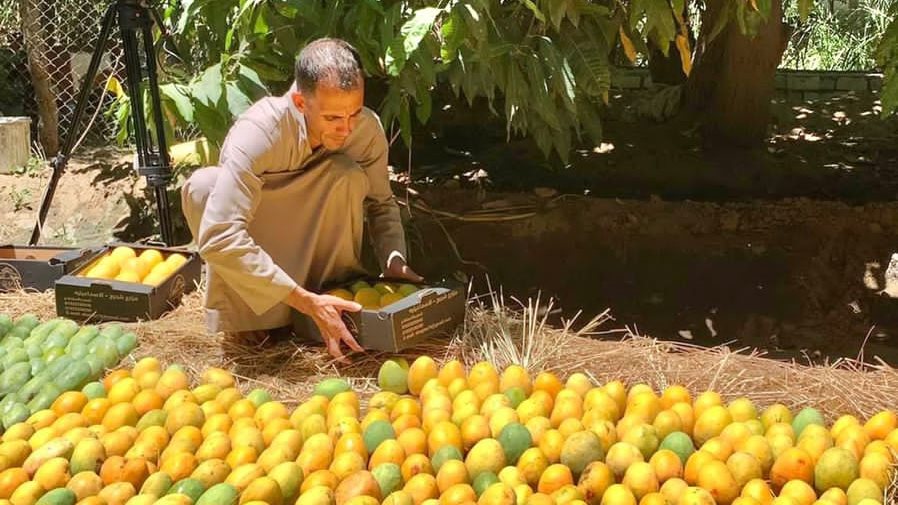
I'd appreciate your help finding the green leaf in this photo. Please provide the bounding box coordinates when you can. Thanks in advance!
[228,0,261,48]
[192,101,230,146]
[247,60,290,82]
[537,39,576,110]
[111,95,131,146]
[225,82,254,118]
[159,84,195,123]
[251,8,270,37]
[441,8,467,61]
[578,3,611,17]
[560,29,611,97]
[736,3,746,35]
[447,58,464,97]
[359,0,384,15]
[707,0,733,43]
[399,96,412,146]
[797,0,812,21]
[520,0,546,23]
[175,0,197,34]
[236,64,269,100]
[386,6,443,74]
[416,88,432,125]
[379,83,402,133]
[193,64,224,107]
[559,59,577,109]
[401,7,442,56]
[533,123,553,157]
[671,0,686,18]
[385,39,407,77]
[755,0,772,21]
[381,3,404,52]
[461,4,488,42]
[645,0,677,52]
[576,96,603,144]
[548,0,568,30]
[737,4,763,38]
[629,0,645,30]
[504,60,527,106]
[551,121,572,163]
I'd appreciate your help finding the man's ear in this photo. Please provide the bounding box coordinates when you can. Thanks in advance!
[292,91,307,113]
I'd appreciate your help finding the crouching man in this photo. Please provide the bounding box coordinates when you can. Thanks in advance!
[181,38,422,362]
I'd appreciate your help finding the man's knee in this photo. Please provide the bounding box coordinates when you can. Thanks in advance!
[181,166,221,237]
[182,166,221,204]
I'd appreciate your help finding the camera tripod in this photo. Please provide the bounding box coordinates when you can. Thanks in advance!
[29,0,175,246]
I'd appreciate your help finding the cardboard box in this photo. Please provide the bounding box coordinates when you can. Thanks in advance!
[54,243,201,322]
[292,276,466,352]
[0,246,102,292]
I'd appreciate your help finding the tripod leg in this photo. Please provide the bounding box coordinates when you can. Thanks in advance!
[118,20,150,169]
[118,1,175,245]
[141,15,174,245]
[154,185,174,246]
[29,4,118,245]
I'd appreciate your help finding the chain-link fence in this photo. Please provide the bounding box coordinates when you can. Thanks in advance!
[0,0,132,155]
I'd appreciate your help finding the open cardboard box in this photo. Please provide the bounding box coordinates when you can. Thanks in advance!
[292,276,466,352]
[0,245,102,292]
[54,243,201,322]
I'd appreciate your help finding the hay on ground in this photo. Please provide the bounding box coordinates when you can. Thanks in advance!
[4,285,898,502]
[2,287,898,421]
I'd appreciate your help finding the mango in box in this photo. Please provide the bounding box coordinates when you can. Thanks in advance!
[327,281,423,310]
[78,246,189,286]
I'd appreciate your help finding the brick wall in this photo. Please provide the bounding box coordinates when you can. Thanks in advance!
[611,68,883,100]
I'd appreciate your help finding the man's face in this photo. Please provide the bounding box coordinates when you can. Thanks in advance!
[293,83,364,151]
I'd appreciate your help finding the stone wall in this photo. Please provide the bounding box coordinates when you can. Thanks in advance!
[611,68,883,101]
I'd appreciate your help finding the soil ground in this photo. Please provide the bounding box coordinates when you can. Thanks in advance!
[2,88,897,366]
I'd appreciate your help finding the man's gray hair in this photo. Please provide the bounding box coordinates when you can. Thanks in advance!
[295,38,363,94]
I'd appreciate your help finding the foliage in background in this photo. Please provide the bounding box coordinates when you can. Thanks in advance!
[783,0,897,71]
[0,1,24,116]
[143,0,655,162]
[0,47,27,116]
[100,0,898,160]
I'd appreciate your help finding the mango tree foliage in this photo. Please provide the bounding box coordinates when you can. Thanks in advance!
[148,0,898,161]
[152,0,685,161]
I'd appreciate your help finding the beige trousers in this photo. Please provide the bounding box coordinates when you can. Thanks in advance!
[182,154,369,332]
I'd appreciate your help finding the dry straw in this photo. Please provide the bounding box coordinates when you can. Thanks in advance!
[4,286,898,421]
[4,285,898,500]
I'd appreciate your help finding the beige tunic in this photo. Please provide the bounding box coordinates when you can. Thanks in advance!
[181,90,407,332]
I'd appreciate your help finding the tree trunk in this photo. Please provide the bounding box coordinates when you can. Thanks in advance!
[684,0,790,147]
[19,0,59,156]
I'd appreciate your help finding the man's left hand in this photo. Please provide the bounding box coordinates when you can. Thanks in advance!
[385,255,424,282]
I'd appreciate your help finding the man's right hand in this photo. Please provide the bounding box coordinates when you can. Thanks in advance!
[286,287,364,363]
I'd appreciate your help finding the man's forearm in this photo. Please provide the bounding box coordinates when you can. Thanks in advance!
[198,222,299,315]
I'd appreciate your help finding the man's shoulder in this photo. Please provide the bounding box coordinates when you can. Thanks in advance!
[351,106,386,142]
[219,95,299,169]
[358,106,383,128]
[236,95,295,128]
